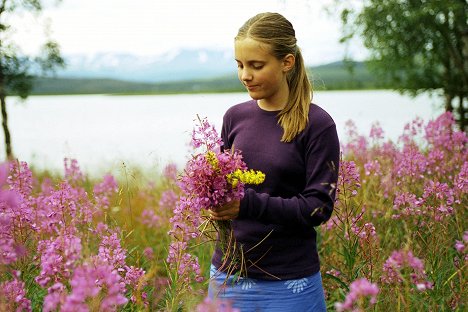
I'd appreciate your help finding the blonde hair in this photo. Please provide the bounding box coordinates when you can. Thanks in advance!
[236,12,312,142]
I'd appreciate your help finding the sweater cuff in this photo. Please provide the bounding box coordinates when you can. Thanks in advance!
[238,188,253,219]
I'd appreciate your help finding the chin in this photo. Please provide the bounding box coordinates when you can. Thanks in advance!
[248,91,263,100]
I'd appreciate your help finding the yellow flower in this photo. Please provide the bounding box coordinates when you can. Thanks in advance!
[205,151,219,170]
[226,169,265,187]
[205,151,265,187]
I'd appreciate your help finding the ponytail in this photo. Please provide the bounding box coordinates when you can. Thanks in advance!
[278,48,312,142]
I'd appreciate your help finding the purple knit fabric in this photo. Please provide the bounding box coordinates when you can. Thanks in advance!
[212,100,340,280]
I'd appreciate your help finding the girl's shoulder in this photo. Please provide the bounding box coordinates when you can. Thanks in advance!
[298,103,337,142]
[223,99,258,121]
[225,100,256,115]
[308,103,336,129]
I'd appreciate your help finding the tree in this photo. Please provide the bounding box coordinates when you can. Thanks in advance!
[0,0,64,160]
[332,0,468,131]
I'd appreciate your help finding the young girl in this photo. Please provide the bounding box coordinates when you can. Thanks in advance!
[209,12,340,311]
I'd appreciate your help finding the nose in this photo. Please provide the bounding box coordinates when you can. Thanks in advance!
[240,68,253,82]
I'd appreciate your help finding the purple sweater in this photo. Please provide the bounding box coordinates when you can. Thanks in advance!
[212,100,340,280]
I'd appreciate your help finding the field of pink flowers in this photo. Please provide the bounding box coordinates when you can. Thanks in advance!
[0,111,466,311]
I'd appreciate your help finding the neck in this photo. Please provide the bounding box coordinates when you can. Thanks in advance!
[257,100,285,111]
[258,84,290,111]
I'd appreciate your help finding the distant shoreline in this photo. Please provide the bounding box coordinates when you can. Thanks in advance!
[10,61,387,96]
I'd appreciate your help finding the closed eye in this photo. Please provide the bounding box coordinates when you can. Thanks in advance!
[235,60,264,70]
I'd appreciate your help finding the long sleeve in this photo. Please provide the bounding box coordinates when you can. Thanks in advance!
[237,124,339,228]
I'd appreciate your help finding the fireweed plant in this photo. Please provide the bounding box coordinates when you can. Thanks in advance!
[0,111,466,311]
[0,159,148,311]
[165,116,265,310]
[320,112,467,310]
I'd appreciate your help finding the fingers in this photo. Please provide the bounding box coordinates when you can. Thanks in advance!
[210,208,237,220]
[210,212,236,221]
[210,200,240,220]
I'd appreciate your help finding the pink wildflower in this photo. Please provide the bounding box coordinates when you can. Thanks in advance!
[323,215,339,231]
[425,112,467,150]
[40,177,54,195]
[191,116,223,151]
[393,144,427,181]
[97,232,126,268]
[168,196,203,241]
[352,222,377,241]
[392,191,423,219]
[95,222,109,235]
[0,272,32,312]
[196,296,240,312]
[140,208,162,228]
[159,189,179,211]
[336,160,361,202]
[166,241,203,284]
[96,264,129,311]
[43,282,67,312]
[163,163,179,181]
[7,161,33,199]
[34,179,94,233]
[60,263,128,312]
[0,163,20,209]
[124,265,146,290]
[454,240,464,253]
[4,161,34,234]
[369,122,384,141]
[93,174,118,210]
[93,231,147,302]
[142,247,153,261]
[0,181,25,264]
[381,249,433,291]
[335,278,379,311]
[124,265,147,304]
[326,268,341,277]
[454,161,468,197]
[399,117,424,145]
[341,119,369,162]
[64,158,85,185]
[61,265,100,312]
[363,160,381,176]
[35,233,82,288]
[454,230,468,254]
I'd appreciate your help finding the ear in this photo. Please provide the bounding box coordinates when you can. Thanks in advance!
[282,54,295,72]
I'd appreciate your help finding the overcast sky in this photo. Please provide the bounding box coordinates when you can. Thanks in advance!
[8,0,367,66]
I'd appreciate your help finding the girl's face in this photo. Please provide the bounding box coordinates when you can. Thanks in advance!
[234,38,293,110]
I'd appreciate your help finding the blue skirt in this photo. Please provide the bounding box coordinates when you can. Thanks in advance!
[208,265,327,312]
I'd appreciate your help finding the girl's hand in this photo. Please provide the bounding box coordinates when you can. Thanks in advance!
[210,199,240,220]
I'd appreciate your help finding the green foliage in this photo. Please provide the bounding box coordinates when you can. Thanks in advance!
[333,0,468,130]
[1,51,33,99]
[0,0,65,97]
[0,0,65,159]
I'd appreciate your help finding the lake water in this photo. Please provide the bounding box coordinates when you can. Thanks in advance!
[1,90,444,176]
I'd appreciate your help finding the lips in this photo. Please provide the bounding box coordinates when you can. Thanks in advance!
[245,85,259,91]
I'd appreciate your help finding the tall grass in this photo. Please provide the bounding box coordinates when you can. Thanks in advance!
[0,111,466,311]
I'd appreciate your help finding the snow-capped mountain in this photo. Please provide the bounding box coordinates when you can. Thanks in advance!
[56,49,237,83]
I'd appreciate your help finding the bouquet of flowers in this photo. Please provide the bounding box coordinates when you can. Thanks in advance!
[178,116,265,275]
